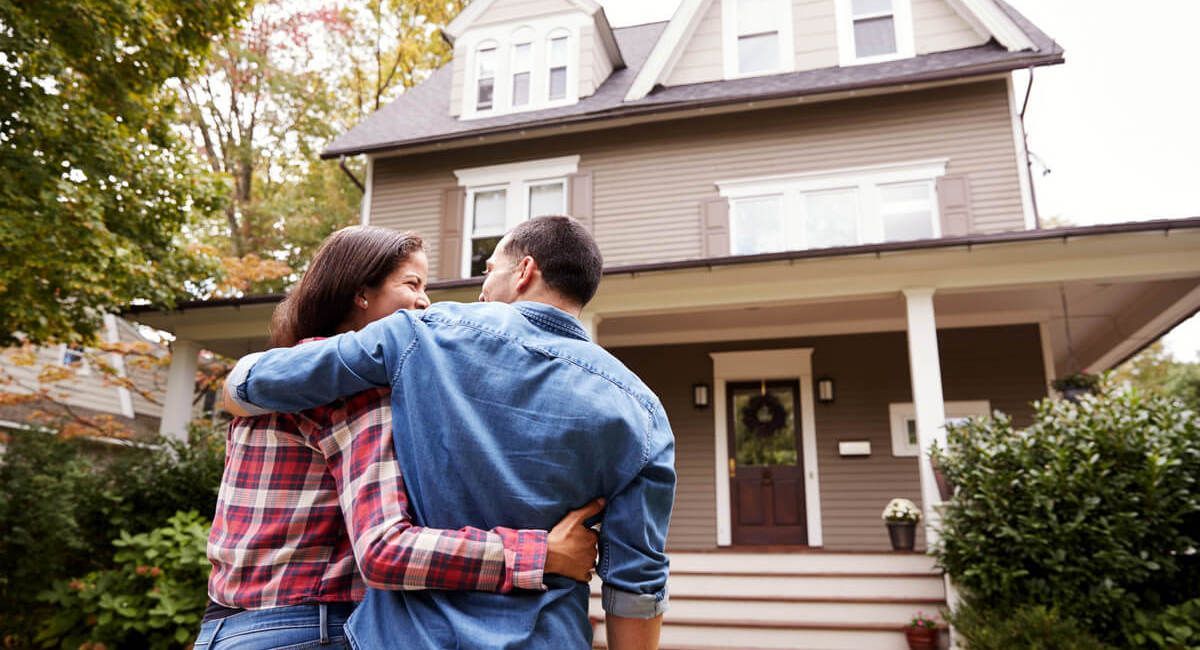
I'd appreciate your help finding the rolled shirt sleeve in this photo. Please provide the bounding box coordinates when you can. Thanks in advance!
[598,414,676,619]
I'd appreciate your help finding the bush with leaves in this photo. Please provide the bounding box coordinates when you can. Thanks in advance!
[949,603,1110,650]
[0,425,225,643]
[934,388,1200,646]
[37,511,212,650]
[1130,597,1200,649]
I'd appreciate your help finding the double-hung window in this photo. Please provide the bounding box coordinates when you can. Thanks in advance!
[475,44,497,111]
[720,160,945,255]
[511,40,532,108]
[547,32,569,101]
[724,0,793,77]
[836,0,914,64]
[457,157,578,277]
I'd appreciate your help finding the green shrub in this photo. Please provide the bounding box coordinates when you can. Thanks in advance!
[1131,597,1200,649]
[37,510,212,650]
[950,603,1110,650]
[934,388,1200,645]
[0,425,225,643]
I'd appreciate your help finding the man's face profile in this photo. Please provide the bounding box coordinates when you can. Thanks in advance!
[479,234,519,304]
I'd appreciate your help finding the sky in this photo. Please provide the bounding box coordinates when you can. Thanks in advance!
[596,0,1200,361]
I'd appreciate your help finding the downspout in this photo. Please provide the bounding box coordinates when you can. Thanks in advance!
[1018,67,1041,229]
[338,156,365,194]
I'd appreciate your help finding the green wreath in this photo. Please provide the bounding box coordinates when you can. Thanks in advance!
[740,393,788,438]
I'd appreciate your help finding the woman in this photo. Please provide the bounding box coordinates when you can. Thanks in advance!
[196,226,600,649]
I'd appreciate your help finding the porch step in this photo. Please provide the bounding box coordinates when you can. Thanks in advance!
[592,619,916,650]
[589,552,946,649]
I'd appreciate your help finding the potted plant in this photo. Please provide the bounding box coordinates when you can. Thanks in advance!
[1051,372,1101,402]
[882,498,921,551]
[903,611,940,650]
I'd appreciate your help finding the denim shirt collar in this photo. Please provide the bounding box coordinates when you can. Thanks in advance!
[513,301,590,342]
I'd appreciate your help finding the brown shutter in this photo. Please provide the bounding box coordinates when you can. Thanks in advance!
[702,198,730,257]
[568,171,594,230]
[936,175,972,237]
[439,187,466,280]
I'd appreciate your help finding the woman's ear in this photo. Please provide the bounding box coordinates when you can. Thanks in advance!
[355,290,369,309]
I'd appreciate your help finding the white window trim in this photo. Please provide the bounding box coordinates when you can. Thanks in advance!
[455,156,579,277]
[717,159,947,253]
[458,13,588,119]
[721,0,795,80]
[834,0,915,67]
[472,40,499,113]
[889,400,991,457]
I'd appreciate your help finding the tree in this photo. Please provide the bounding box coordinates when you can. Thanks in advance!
[0,0,249,346]
[1112,341,1200,411]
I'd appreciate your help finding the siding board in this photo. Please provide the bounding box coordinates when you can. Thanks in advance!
[609,324,1047,551]
[370,81,1023,275]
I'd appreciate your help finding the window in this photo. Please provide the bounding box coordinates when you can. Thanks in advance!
[511,41,532,107]
[889,401,991,457]
[836,0,913,64]
[475,44,497,110]
[455,156,579,277]
[719,160,945,255]
[547,33,569,101]
[61,345,85,367]
[723,0,792,77]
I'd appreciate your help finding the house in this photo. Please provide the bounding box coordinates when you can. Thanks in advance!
[128,0,1200,646]
[0,315,169,442]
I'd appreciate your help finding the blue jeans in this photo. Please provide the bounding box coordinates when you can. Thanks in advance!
[194,603,355,650]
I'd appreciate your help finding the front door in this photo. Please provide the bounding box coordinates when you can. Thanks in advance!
[727,380,807,545]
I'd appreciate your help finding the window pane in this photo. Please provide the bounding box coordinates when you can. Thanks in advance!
[477,47,496,76]
[880,182,934,242]
[512,42,531,71]
[852,0,892,16]
[854,16,897,57]
[731,196,785,255]
[470,236,503,277]
[476,77,494,110]
[738,32,779,74]
[549,67,567,100]
[731,384,799,466]
[528,182,564,217]
[549,36,568,66]
[512,72,530,106]
[738,0,777,35]
[472,189,506,235]
[805,189,858,249]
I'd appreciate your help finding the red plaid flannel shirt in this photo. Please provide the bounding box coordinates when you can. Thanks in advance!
[207,387,548,609]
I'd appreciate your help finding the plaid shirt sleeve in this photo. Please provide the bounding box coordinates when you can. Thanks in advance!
[299,390,548,593]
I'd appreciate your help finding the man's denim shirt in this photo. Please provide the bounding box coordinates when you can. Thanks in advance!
[230,301,675,649]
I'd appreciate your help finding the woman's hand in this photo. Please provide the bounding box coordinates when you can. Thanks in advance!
[544,498,604,583]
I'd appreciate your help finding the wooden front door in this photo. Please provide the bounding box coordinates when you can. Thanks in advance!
[727,380,807,545]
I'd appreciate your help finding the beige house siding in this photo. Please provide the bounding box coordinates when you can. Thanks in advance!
[450,54,465,117]
[584,24,614,98]
[608,323,1047,551]
[912,0,987,54]
[115,319,167,419]
[664,0,988,88]
[371,80,1025,277]
[473,0,580,27]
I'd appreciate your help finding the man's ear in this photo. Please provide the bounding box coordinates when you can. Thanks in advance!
[514,255,537,293]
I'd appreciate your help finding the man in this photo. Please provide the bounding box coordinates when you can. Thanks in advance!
[226,216,674,649]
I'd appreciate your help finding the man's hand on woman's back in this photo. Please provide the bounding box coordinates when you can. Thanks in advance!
[545,498,605,582]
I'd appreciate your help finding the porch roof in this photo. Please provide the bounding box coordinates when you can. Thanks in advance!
[126,217,1200,369]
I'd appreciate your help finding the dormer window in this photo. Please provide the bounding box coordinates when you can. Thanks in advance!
[722,0,793,78]
[547,32,569,101]
[511,37,532,107]
[835,0,914,65]
[475,43,497,111]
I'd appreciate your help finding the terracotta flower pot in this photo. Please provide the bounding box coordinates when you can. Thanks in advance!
[886,521,916,551]
[904,626,938,650]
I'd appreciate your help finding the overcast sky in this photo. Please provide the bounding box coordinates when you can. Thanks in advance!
[597,0,1200,361]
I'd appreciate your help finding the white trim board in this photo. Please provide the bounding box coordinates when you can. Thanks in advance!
[710,348,822,547]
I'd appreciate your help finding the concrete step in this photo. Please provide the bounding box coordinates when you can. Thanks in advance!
[655,572,945,600]
[666,551,939,575]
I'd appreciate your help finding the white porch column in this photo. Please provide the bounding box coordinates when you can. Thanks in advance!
[902,288,947,542]
[159,339,200,441]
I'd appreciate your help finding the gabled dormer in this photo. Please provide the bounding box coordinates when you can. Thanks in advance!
[445,0,624,119]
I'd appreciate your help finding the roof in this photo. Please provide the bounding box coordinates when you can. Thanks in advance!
[126,217,1200,314]
[321,1,1062,159]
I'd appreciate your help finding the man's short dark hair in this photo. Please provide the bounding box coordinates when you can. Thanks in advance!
[501,215,603,306]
